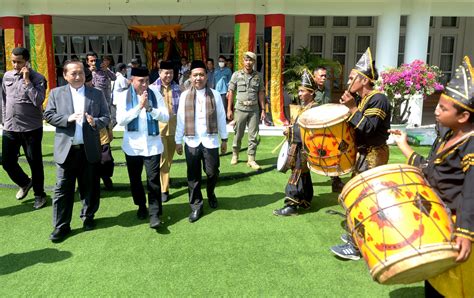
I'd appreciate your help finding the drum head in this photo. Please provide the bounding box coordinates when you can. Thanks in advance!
[277,141,289,172]
[298,103,350,128]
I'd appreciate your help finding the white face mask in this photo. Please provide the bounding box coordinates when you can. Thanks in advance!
[218,62,225,68]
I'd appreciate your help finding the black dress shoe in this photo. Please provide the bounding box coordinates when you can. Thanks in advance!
[83,218,96,231]
[208,196,218,209]
[188,208,203,223]
[150,216,162,229]
[33,195,47,210]
[102,177,114,190]
[137,205,148,220]
[273,205,298,216]
[331,177,345,193]
[49,226,71,242]
[161,192,170,203]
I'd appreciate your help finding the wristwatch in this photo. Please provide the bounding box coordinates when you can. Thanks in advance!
[146,106,153,113]
[221,138,228,143]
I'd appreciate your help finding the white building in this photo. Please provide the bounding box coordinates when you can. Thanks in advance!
[1,0,473,124]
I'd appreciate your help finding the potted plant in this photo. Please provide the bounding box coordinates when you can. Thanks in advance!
[376,60,444,125]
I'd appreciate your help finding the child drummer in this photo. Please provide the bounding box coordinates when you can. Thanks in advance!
[390,56,473,297]
[331,47,391,260]
[273,70,318,216]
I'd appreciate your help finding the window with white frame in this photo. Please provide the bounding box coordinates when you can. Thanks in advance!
[54,35,124,67]
[398,35,405,66]
[356,17,373,27]
[332,35,347,66]
[441,17,458,28]
[218,34,234,61]
[426,36,432,64]
[333,17,349,27]
[309,35,324,57]
[284,35,293,61]
[356,35,372,61]
[131,40,145,65]
[439,35,456,83]
[400,16,407,27]
[309,16,325,27]
[332,35,347,90]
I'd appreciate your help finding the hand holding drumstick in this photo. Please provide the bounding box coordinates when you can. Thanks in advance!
[339,80,358,113]
[388,129,414,159]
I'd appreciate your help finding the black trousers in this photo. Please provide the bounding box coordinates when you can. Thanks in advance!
[184,144,219,211]
[284,171,313,207]
[2,128,46,197]
[99,143,114,178]
[53,146,100,229]
[125,154,162,217]
[424,281,443,297]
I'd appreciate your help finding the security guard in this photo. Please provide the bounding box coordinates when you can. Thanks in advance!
[227,51,265,170]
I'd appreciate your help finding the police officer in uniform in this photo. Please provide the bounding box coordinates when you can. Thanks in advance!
[227,52,265,170]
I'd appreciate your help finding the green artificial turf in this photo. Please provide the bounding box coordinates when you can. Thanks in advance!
[0,131,431,296]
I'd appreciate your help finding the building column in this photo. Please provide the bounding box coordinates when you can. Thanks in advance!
[404,0,431,127]
[0,16,24,71]
[264,14,287,126]
[234,14,256,71]
[375,0,401,71]
[404,0,431,64]
[29,15,57,107]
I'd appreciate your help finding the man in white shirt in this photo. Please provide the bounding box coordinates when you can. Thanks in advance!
[175,60,228,223]
[112,63,129,105]
[116,67,169,229]
[44,60,110,242]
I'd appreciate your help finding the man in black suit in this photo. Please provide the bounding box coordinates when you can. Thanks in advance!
[44,60,110,242]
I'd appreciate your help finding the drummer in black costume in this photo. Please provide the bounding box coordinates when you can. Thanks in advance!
[331,47,391,260]
[273,70,318,216]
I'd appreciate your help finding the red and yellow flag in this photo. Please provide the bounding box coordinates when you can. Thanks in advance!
[264,14,287,125]
[234,14,256,71]
[1,17,24,71]
[29,15,56,108]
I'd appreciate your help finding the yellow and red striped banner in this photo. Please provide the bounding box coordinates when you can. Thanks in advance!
[29,15,56,108]
[234,14,256,71]
[1,17,24,71]
[264,14,287,125]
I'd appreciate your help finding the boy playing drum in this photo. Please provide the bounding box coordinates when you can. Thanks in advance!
[390,56,473,297]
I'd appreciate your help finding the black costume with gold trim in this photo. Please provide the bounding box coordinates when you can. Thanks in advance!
[283,101,318,208]
[409,127,474,240]
[418,56,474,297]
[347,90,391,174]
[410,125,474,297]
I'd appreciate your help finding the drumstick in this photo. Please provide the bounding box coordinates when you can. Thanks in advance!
[272,137,287,154]
[346,78,355,93]
[340,78,356,104]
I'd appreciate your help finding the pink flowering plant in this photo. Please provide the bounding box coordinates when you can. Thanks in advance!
[376,60,444,124]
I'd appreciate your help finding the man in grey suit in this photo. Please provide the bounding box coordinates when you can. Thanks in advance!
[44,60,110,242]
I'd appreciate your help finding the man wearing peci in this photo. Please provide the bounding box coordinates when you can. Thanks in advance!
[44,60,110,242]
[116,67,169,229]
[152,61,181,203]
[175,60,228,223]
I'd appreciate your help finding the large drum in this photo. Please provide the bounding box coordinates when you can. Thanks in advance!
[339,164,459,284]
[297,104,356,176]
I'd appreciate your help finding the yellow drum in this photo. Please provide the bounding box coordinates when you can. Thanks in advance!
[339,164,459,284]
[298,103,356,176]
